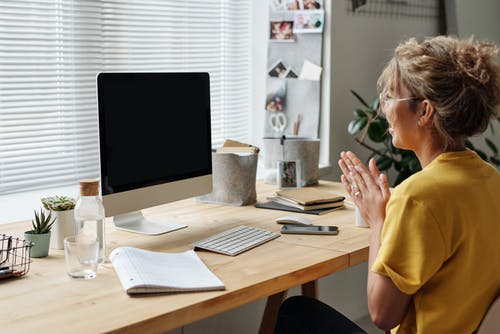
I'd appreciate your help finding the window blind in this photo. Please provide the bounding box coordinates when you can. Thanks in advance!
[0,0,251,195]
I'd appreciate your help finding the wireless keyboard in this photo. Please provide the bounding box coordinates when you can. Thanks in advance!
[193,225,280,256]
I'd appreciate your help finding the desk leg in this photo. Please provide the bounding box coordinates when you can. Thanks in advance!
[259,290,287,334]
[301,280,318,298]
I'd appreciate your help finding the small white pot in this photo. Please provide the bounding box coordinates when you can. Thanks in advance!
[50,210,76,249]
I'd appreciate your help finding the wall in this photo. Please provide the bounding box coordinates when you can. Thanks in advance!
[445,0,500,156]
[326,2,440,182]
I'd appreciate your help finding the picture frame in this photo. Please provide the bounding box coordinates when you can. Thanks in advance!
[277,160,302,189]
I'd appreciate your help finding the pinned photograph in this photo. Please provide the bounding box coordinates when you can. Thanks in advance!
[285,0,302,10]
[270,0,286,11]
[293,10,324,33]
[277,160,301,189]
[284,68,298,78]
[270,21,295,42]
[268,59,287,78]
[303,0,322,10]
[265,79,286,112]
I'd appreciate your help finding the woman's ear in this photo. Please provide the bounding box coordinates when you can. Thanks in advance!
[418,99,435,126]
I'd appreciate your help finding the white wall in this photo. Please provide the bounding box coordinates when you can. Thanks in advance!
[445,0,500,157]
[326,2,440,181]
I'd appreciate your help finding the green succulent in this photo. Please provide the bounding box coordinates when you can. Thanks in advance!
[41,195,76,211]
[348,90,499,186]
[30,209,56,234]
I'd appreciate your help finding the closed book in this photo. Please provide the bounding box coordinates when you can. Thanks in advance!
[268,195,344,211]
[276,188,345,205]
[255,201,344,215]
[110,247,225,295]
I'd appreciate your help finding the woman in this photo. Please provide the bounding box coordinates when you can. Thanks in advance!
[274,35,500,333]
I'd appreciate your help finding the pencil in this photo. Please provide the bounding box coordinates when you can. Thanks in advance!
[293,113,300,135]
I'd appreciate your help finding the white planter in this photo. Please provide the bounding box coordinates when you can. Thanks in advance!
[50,210,76,250]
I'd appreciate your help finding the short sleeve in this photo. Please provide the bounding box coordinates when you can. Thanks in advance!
[372,191,446,295]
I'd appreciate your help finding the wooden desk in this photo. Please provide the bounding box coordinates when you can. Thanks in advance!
[1,181,369,334]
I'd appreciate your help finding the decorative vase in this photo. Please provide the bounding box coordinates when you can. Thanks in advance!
[24,231,51,258]
[50,210,76,250]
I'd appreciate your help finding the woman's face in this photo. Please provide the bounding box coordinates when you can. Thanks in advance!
[380,85,421,150]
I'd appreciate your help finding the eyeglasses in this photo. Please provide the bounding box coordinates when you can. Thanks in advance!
[378,94,422,112]
[379,94,421,107]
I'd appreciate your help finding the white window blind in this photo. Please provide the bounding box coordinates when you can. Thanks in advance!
[0,0,251,195]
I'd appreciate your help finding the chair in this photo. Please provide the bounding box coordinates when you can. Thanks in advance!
[477,295,500,334]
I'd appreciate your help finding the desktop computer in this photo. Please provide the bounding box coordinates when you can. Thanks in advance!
[97,72,213,235]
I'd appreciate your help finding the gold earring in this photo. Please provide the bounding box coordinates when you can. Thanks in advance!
[417,119,423,127]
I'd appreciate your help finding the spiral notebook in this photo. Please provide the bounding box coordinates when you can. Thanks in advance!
[110,247,225,295]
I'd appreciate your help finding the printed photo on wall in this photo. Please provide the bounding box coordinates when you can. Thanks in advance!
[285,0,302,10]
[265,79,286,112]
[293,10,324,33]
[270,21,295,41]
[284,68,298,78]
[303,0,322,10]
[270,0,286,11]
[277,160,301,189]
[268,59,288,78]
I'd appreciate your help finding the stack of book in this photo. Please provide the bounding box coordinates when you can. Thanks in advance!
[256,188,345,215]
[215,139,260,154]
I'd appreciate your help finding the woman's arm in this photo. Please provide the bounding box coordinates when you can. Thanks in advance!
[338,151,411,331]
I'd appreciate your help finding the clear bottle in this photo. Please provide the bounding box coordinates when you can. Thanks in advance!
[74,179,105,263]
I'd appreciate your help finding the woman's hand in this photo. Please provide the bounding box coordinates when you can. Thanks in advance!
[338,151,391,228]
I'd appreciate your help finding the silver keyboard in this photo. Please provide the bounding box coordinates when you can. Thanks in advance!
[193,225,280,256]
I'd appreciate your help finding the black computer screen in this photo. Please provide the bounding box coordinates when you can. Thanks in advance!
[97,72,212,195]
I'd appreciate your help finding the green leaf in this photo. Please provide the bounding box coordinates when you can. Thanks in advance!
[409,158,422,173]
[474,149,488,161]
[350,90,371,109]
[490,156,500,166]
[485,138,498,154]
[375,155,393,171]
[347,117,368,135]
[465,139,475,150]
[354,108,367,118]
[368,119,387,143]
[394,169,413,186]
[370,97,380,112]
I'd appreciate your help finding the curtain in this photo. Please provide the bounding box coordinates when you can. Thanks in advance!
[0,0,251,195]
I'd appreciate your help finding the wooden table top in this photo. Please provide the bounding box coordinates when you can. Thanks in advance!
[1,181,369,334]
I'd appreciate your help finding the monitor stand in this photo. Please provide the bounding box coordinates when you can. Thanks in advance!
[112,211,187,235]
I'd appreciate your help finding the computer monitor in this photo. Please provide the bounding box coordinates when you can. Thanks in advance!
[97,72,213,235]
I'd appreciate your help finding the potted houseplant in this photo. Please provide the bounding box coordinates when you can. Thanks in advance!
[24,209,56,258]
[348,90,500,186]
[41,196,76,250]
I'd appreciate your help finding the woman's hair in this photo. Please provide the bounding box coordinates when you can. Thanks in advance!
[377,35,500,148]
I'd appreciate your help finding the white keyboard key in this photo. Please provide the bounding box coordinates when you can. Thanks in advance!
[193,225,280,256]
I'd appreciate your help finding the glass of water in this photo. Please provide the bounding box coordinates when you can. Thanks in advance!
[64,236,98,279]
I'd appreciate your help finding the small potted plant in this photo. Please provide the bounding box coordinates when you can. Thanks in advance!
[41,196,76,250]
[24,209,56,258]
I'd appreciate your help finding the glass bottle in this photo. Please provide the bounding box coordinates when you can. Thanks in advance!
[74,179,105,263]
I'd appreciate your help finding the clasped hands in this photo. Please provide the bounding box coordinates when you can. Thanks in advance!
[338,151,391,228]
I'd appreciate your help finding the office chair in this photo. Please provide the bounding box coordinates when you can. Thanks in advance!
[476,295,500,334]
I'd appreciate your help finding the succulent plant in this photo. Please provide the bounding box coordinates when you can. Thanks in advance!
[41,196,76,211]
[30,209,56,234]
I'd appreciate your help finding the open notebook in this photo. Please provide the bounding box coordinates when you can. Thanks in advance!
[110,247,225,295]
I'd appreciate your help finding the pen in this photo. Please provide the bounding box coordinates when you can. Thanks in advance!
[293,113,300,136]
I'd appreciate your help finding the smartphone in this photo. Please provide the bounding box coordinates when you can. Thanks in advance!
[280,225,339,235]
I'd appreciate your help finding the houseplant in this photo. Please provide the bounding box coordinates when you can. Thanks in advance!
[348,90,500,186]
[41,196,76,250]
[24,209,56,258]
